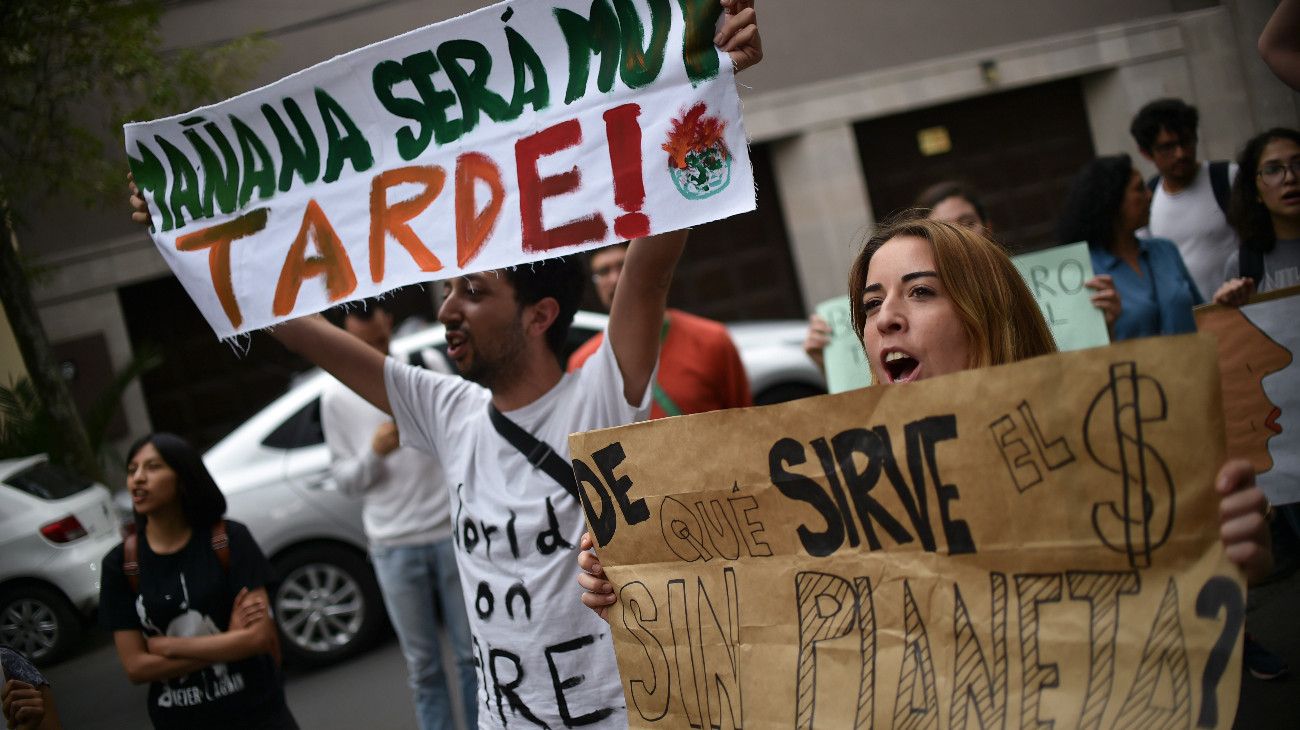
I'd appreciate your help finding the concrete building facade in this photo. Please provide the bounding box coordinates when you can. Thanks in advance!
[13,0,1298,450]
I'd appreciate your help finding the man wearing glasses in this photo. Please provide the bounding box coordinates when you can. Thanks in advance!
[569,243,752,419]
[1130,98,1240,302]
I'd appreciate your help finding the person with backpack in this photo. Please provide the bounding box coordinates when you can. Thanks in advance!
[1215,127,1300,303]
[99,433,298,729]
[1130,98,1240,303]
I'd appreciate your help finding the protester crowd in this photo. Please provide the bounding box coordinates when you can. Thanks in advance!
[6,1,1298,729]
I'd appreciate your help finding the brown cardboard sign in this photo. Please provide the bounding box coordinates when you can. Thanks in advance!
[1195,284,1300,505]
[570,334,1242,730]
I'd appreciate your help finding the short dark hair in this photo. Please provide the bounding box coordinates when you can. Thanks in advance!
[325,297,390,327]
[914,181,989,224]
[588,241,629,262]
[500,258,585,361]
[1230,127,1300,256]
[127,432,227,529]
[1130,98,1199,153]
[1058,154,1134,252]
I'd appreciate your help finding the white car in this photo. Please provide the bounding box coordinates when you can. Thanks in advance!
[0,454,122,666]
[203,311,825,666]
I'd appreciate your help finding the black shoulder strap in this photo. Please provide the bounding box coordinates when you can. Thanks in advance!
[407,350,425,368]
[1208,160,1232,216]
[1240,245,1265,282]
[487,404,580,501]
[1147,174,1161,193]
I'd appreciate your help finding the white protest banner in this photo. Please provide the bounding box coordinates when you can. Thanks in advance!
[125,0,754,338]
[1011,241,1110,351]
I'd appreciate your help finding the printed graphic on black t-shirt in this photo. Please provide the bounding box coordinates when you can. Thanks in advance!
[100,521,281,728]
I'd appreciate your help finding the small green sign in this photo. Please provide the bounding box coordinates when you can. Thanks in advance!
[1011,241,1110,352]
[816,296,874,393]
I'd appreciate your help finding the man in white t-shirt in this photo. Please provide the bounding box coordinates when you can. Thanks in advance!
[276,233,682,728]
[1130,98,1240,301]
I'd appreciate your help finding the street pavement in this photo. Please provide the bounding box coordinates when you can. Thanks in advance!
[44,633,418,729]
[42,567,1299,729]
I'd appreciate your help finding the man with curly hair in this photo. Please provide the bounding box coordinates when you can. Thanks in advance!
[1130,98,1240,302]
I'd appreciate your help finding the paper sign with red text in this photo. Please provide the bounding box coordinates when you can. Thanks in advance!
[125,0,753,338]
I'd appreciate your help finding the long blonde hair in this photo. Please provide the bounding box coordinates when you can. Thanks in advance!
[847,215,1056,369]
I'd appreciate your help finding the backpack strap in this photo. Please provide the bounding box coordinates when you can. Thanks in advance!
[1240,246,1266,283]
[122,522,229,594]
[211,520,231,574]
[1147,174,1161,194]
[1208,160,1232,216]
[488,404,580,502]
[122,526,140,594]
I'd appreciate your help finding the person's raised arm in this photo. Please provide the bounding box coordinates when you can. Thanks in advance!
[1260,0,1300,91]
[605,230,687,405]
[271,315,391,414]
[605,0,761,404]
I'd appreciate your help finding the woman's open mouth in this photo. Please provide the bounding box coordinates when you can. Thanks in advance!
[882,350,921,383]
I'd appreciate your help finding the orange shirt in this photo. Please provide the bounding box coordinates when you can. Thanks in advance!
[567,309,752,419]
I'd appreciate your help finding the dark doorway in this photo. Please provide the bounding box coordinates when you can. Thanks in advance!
[118,278,436,450]
[854,78,1097,253]
[578,143,804,322]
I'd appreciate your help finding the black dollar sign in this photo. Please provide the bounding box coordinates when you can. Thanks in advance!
[1083,362,1176,568]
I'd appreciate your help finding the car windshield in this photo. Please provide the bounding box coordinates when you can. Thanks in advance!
[5,462,94,500]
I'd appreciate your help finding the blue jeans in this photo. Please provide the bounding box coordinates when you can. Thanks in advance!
[371,539,478,730]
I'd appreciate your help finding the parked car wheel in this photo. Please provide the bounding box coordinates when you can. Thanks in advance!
[0,584,82,667]
[271,545,386,667]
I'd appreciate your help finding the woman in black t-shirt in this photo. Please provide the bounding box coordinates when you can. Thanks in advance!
[99,433,298,729]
